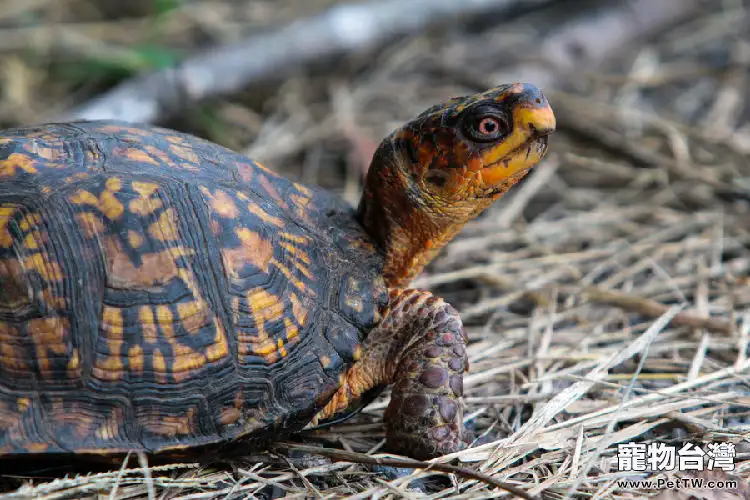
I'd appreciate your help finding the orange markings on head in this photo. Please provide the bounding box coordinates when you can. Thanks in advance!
[358,82,555,287]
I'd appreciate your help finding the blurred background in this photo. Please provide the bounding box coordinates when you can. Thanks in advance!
[1,0,749,498]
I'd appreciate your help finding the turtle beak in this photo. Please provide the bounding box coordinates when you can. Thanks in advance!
[476,84,556,187]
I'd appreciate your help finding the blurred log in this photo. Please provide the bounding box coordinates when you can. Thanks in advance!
[57,0,702,124]
[55,0,556,123]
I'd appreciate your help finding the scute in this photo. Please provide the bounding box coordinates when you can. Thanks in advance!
[0,120,388,455]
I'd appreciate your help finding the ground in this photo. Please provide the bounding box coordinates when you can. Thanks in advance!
[0,0,749,498]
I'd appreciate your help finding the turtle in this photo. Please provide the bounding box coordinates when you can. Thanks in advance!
[0,82,555,460]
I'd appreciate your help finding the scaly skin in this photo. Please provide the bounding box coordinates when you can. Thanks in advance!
[316,289,468,459]
[316,82,556,458]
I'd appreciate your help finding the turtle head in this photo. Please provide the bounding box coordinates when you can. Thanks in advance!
[357,82,555,287]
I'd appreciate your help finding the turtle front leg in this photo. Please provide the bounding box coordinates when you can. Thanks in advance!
[315,288,468,459]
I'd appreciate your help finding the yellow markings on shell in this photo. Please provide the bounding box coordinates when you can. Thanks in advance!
[75,212,106,239]
[219,407,241,425]
[19,213,41,231]
[222,228,273,277]
[101,237,194,290]
[253,161,278,177]
[202,188,239,218]
[279,241,311,265]
[23,231,40,250]
[0,153,37,177]
[284,317,298,341]
[132,181,159,197]
[320,356,332,368]
[94,306,124,381]
[129,194,163,217]
[148,207,180,242]
[292,183,312,197]
[143,144,172,165]
[127,230,144,248]
[0,323,28,373]
[70,179,125,221]
[246,202,284,227]
[16,397,30,412]
[0,207,14,248]
[94,407,124,440]
[152,348,168,384]
[176,299,209,335]
[248,288,284,324]
[280,232,309,244]
[140,305,159,344]
[277,338,287,358]
[142,407,196,436]
[117,147,159,165]
[170,143,200,163]
[67,348,80,377]
[128,345,144,374]
[105,177,122,192]
[288,292,308,326]
[205,323,230,362]
[171,347,207,383]
[129,179,162,217]
[26,443,50,453]
[269,257,309,294]
[24,253,63,282]
[257,175,288,209]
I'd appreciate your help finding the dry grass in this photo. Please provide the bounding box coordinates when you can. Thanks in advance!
[1,0,750,498]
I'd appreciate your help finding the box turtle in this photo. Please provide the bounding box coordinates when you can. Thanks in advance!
[0,83,554,460]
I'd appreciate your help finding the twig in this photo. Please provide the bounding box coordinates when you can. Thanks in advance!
[270,443,541,499]
[571,286,734,335]
[56,0,556,123]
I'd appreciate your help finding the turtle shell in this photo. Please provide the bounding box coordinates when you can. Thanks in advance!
[0,121,388,455]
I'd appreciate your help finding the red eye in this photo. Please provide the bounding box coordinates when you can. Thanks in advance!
[478,117,499,135]
[470,115,506,141]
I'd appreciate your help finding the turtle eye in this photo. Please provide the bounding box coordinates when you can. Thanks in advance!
[466,114,508,142]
